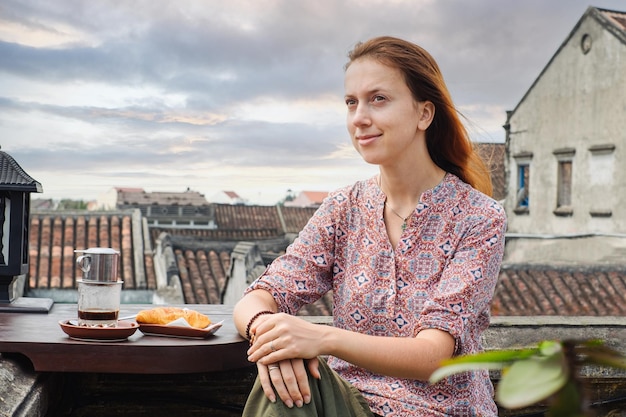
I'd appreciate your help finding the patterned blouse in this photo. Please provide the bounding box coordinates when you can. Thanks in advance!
[247,173,507,416]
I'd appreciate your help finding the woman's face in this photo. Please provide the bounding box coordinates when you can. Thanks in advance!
[344,57,430,167]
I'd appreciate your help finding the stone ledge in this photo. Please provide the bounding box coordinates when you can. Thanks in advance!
[0,353,57,417]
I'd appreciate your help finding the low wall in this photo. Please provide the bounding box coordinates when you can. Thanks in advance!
[2,317,626,417]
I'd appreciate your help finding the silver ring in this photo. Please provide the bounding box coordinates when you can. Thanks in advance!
[270,340,277,352]
[268,365,280,371]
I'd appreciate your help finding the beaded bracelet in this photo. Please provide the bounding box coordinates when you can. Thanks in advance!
[245,310,275,341]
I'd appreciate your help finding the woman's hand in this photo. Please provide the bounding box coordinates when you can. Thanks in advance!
[257,358,320,408]
[247,313,326,364]
[248,313,324,407]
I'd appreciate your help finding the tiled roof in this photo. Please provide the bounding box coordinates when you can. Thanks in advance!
[168,235,289,304]
[492,264,626,316]
[278,205,318,234]
[475,142,506,201]
[285,191,329,208]
[27,210,155,292]
[26,204,626,319]
[175,246,230,305]
[214,204,282,234]
[26,204,318,297]
[155,205,320,306]
[150,226,281,242]
[149,204,317,242]
[298,191,328,205]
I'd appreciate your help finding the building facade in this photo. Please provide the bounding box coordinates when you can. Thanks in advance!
[504,7,626,264]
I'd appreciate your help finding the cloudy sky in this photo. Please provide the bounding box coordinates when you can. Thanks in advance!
[1,0,624,205]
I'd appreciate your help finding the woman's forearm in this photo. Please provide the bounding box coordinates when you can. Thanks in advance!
[322,326,455,380]
[233,289,279,340]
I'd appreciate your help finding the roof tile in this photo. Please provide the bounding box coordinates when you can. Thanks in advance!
[28,210,153,292]
[492,265,626,316]
[27,203,626,319]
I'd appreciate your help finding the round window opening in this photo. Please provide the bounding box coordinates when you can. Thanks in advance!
[581,34,592,54]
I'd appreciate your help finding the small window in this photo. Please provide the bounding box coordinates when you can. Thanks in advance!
[513,151,532,215]
[517,164,529,208]
[557,160,572,207]
[553,148,575,216]
[555,160,573,215]
[581,34,592,54]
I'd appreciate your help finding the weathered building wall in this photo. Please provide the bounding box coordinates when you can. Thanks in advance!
[505,11,626,234]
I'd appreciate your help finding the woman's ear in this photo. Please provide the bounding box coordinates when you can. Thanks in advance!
[417,101,435,131]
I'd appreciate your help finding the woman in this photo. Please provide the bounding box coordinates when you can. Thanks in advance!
[233,36,507,417]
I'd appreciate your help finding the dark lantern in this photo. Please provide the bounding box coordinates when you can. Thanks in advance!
[0,149,52,313]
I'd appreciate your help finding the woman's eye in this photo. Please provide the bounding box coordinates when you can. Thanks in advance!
[345,98,357,107]
[372,95,386,103]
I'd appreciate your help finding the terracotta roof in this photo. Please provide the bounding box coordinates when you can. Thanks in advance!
[175,246,230,305]
[475,142,506,201]
[302,191,328,204]
[214,204,282,233]
[224,191,240,199]
[169,234,333,315]
[27,210,155,292]
[148,205,318,243]
[492,264,626,316]
[25,203,320,298]
[26,204,626,319]
[285,191,329,207]
[279,205,318,234]
[168,236,281,304]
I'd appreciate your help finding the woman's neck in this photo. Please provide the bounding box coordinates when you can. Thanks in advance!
[378,163,445,209]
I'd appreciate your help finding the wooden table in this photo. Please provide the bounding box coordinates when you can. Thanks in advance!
[0,304,251,374]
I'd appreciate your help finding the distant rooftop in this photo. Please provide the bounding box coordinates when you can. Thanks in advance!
[116,187,209,206]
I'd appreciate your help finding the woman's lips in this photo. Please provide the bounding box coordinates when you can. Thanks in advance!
[356,134,380,146]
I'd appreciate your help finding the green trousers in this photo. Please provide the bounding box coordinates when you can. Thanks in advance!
[242,358,378,417]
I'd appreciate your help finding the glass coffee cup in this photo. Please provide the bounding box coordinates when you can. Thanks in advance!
[77,280,123,327]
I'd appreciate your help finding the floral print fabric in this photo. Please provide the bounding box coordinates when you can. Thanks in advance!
[247,173,507,416]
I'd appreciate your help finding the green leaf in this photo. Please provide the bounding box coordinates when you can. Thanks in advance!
[538,340,562,356]
[438,347,539,367]
[429,361,508,384]
[496,351,568,409]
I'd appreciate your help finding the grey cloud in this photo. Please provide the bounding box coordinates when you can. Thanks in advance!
[2,0,626,202]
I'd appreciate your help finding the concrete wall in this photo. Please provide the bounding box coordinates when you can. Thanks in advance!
[504,234,626,265]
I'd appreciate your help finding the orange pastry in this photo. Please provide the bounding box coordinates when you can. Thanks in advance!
[136,307,211,329]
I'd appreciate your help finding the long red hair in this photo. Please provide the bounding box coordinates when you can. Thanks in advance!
[346,36,492,196]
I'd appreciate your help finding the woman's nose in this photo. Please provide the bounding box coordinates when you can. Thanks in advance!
[350,104,371,127]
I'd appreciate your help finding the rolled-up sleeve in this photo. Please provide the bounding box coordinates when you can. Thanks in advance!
[417,204,507,354]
